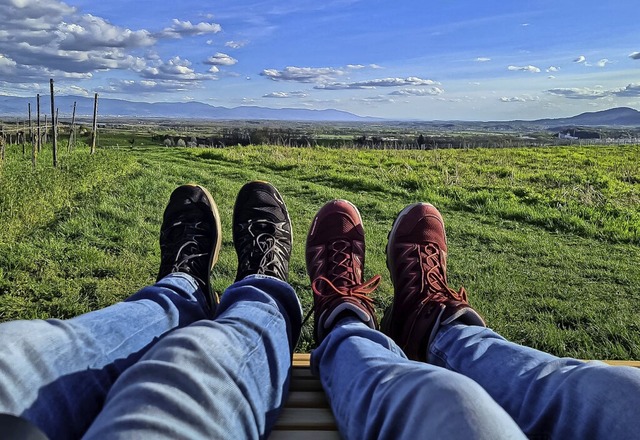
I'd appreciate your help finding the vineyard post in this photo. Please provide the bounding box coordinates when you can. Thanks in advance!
[68,101,76,152]
[28,103,33,146]
[21,120,26,156]
[1,128,4,163]
[90,93,98,155]
[36,94,41,156]
[43,115,48,145]
[50,79,58,168]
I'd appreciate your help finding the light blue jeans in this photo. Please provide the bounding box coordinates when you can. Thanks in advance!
[312,318,640,439]
[2,273,639,439]
[0,273,302,439]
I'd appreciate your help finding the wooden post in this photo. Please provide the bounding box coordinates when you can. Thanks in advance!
[1,129,4,163]
[68,101,76,152]
[28,102,33,146]
[43,115,48,145]
[21,120,26,156]
[36,94,41,155]
[90,93,98,154]
[50,79,58,167]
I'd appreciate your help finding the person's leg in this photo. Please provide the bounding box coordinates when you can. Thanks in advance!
[84,275,302,439]
[307,200,525,439]
[0,273,208,439]
[430,324,640,439]
[313,318,526,439]
[382,202,640,439]
[84,181,302,439]
[0,184,222,439]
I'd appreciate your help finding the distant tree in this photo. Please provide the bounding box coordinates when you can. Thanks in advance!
[417,134,425,149]
[176,138,186,147]
[163,138,174,147]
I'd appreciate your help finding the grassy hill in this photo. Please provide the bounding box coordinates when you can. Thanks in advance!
[1,143,639,358]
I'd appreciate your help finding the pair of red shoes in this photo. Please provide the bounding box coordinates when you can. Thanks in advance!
[307,200,485,360]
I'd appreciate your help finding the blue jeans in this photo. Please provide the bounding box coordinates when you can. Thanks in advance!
[0,273,302,439]
[312,319,640,439]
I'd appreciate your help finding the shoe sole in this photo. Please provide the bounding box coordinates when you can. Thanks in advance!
[185,184,222,303]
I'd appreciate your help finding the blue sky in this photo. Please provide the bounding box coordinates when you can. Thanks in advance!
[1,0,639,120]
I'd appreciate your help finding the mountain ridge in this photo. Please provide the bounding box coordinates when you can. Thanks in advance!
[1,95,639,125]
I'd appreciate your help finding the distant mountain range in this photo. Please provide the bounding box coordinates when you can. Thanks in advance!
[529,107,640,127]
[0,95,376,122]
[1,94,639,125]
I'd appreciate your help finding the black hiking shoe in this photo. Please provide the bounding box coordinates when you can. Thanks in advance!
[233,181,292,282]
[157,184,222,315]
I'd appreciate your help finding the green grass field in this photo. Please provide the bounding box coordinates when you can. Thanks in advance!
[1,143,639,358]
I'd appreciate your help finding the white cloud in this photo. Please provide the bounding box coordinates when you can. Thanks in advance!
[596,58,611,68]
[205,52,238,66]
[547,83,640,100]
[507,65,541,73]
[160,19,222,38]
[358,95,396,104]
[475,57,491,62]
[613,83,640,97]
[208,66,219,73]
[389,87,444,96]
[500,95,538,102]
[225,40,248,49]
[0,54,17,73]
[260,64,390,85]
[56,15,155,50]
[263,91,309,98]
[316,76,440,90]
[546,66,560,72]
[141,56,215,81]
[0,1,156,79]
[547,87,608,99]
[261,66,347,83]
[96,78,194,94]
[573,55,586,63]
[629,52,640,60]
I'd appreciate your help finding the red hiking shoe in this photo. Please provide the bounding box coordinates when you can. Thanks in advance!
[306,200,381,343]
[381,203,485,361]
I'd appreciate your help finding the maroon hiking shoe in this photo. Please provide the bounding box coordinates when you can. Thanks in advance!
[381,203,485,361]
[306,200,381,343]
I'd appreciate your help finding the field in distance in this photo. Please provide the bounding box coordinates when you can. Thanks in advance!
[0,143,638,358]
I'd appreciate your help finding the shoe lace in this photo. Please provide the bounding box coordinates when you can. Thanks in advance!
[418,243,467,305]
[160,214,210,284]
[238,218,289,279]
[303,239,381,324]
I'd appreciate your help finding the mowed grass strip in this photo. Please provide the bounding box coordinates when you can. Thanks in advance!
[0,144,638,358]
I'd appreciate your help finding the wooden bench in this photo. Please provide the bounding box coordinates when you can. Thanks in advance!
[270,354,640,439]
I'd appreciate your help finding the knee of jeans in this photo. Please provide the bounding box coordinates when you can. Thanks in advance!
[369,367,510,437]
[564,363,640,403]
[419,368,491,408]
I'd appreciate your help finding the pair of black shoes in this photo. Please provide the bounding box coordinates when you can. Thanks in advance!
[156,181,292,316]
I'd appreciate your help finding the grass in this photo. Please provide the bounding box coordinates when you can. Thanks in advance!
[1,143,639,358]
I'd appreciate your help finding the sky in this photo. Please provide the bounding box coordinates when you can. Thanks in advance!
[1,0,639,121]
